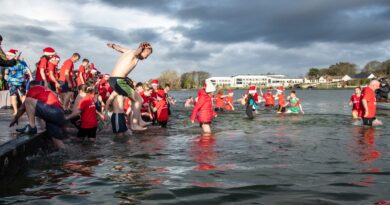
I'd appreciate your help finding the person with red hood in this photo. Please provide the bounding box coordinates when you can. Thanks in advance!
[225,89,235,111]
[191,80,217,133]
[260,88,275,107]
[275,86,286,113]
[154,89,169,128]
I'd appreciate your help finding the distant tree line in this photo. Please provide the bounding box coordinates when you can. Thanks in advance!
[306,60,390,78]
[155,69,211,89]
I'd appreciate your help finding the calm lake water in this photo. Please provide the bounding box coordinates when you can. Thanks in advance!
[1,89,390,205]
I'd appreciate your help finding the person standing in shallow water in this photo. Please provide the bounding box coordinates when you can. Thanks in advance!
[361,80,382,126]
[285,90,304,114]
[225,89,235,111]
[349,87,363,120]
[214,89,225,112]
[105,42,153,131]
[191,81,217,133]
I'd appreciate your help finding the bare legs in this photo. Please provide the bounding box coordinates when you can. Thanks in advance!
[10,94,26,115]
[64,92,73,110]
[201,124,212,134]
[24,97,37,128]
[129,91,151,128]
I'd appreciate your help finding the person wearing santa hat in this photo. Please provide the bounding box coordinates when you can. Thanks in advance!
[0,35,17,67]
[58,53,80,112]
[36,47,56,88]
[47,55,61,92]
[246,90,259,119]
[4,49,33,115]
[225,89,235,111]
[214,89,226,112]
[260,88,275,108]
[190,80,218,133]
[154,89,169,128]
[105,42,153,131]
[275,86,286,113]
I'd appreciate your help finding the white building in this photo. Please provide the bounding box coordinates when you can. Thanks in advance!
[207,74,304,88]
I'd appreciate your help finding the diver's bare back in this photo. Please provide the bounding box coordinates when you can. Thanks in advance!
[111,50,139,77]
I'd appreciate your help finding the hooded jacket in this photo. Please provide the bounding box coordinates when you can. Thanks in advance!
[190,89,216,123]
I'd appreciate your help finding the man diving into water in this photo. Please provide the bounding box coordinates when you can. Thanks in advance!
[105,42,153,131]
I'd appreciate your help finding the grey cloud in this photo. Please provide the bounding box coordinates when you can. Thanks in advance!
[81,24,160,44]
[1,25,53,43]
[99,0,390,47]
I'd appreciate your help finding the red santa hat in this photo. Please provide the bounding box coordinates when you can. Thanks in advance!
[51,55,60,61]
[6,49,18,57]
[267,89,272,93]
[151,79,159,86]
[100,78,107,85]
[277,86,284,92]
[43,47,56,56]
[248,86,256,94]
[205,80,216,93]
[228,89,233,94]
[157,89,165,98]
[90,63,95,70]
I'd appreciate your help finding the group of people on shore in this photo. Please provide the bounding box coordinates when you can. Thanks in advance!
[1,34,179,149]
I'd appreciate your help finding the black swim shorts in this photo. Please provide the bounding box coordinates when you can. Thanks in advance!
[35,101,66,140]
[77,127,97,139]
[111,113,128,133]
[362,117,376,126]
[199,121,211,127]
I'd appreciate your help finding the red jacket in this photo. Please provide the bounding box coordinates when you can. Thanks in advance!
[190,89,216,123]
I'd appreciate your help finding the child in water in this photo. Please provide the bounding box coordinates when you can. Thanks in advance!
[285,90,304,114]
[225,89,235,111]
[245,93,259,119]
[154,89,169,128]
[190,80,217,133]
[214,89,225,112]
[349,87,362,119]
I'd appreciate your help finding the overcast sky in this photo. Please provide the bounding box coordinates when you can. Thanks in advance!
[1,0,390,81]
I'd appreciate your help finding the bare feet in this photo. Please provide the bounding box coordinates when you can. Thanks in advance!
[131,124,147,131]
[139,120,152,127]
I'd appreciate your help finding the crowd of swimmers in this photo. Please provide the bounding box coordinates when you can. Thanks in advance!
[188,82,305,133]
[0,34,384,150]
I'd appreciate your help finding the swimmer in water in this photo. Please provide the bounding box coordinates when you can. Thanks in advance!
[285,90,304,114]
